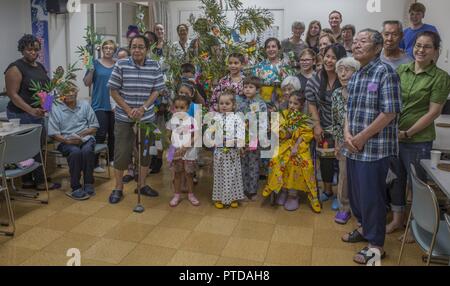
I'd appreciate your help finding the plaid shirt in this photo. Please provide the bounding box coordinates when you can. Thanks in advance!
[343,57,402,162]
[107,57,165,123]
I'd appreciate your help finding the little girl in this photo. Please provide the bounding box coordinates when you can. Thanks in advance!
[166,95,200,207]
[210,53,245,111]
[212,89,245,208]
[262,91,321,213]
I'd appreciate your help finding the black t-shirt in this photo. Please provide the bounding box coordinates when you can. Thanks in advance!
[4,59,49,113]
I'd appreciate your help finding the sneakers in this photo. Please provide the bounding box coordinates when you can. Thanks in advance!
[187,193,200,206]
[335,211,351,224]
[109,189,123,204]
[134,185,159,197]
[94,166,106,173]
[276,189,288,206]
[284,191,299,211]
[122,174,134,183]
[169,193,182,207]
[331,197,340,211]
[66,188,89,201]
[83,184,96,196]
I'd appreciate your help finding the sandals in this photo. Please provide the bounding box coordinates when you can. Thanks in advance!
[169,193,182,207]
[342,229,368,243]
[353,246,386,265]
[214,201,224,209]
[187,193,200,206]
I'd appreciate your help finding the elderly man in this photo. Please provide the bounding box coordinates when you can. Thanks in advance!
[107,35,165,204]
[381,21,413,70]
[342,29,402,264]
[328,10,343,43]
[48,83,99,200]
[400,2,438,58]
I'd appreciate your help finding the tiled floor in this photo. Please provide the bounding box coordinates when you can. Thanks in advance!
[0,153,429,266]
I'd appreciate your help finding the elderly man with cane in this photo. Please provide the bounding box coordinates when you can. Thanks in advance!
[107,35,165,208]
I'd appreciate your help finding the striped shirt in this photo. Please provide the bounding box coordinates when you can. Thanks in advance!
[107,57,165,123]
[305,72,340,129]
[343,57,402,162]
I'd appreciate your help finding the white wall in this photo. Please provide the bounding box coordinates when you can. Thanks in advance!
[419,0,450,73]
[0,0,32,92]
[168,0,410,42]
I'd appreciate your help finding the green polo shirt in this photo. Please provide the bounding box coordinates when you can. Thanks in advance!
[397,62,450,143]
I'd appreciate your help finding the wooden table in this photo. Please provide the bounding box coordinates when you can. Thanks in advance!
[420,159,450,199]
[0,124,41,139]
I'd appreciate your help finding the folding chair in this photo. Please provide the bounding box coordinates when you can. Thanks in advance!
[0,139,15,236]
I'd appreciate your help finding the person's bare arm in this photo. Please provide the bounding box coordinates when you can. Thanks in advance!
[5,66,44,117]
[83,69,94,87]
[399,102,445,139]
[78,127,97,137]
[110,88,133,118]
[132,90,161,119]
[52,134,82,145]
[308,102,323,141]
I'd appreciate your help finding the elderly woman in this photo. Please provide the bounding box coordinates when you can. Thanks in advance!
[305,43,347,210]
[279,75,301,110]
[5,34,60,191]
[281,21,307,68]
[252,37,293,108]
[331,57,360,224]
[387,31,450,236]
[172,24,191,61]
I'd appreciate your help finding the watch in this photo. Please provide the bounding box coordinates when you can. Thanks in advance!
[143,105,150,112]
[404,131,410,138]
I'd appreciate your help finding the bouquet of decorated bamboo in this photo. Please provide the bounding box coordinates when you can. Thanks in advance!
[281,110,312,134]
[76,26,103,70]
[29,63,81,112]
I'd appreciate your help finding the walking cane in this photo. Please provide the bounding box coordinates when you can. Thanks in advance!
[133,120,145,213]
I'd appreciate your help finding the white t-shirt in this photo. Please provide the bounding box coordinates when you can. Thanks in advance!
[166,112,199,161]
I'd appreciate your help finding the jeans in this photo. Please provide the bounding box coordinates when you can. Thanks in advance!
[94,110,115,166]
[6,109,45,185]
[389,142,432,212]
[57,138,96,191]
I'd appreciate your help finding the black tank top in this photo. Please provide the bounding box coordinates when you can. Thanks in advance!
[4,59,50,113]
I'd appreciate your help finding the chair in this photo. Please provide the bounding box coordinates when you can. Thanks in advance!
[398,163,450,265]
[446,213,450,266]
[45,142,111,179]
[0,93,9,113]
[0,139,15,236]
[3,126,49,204]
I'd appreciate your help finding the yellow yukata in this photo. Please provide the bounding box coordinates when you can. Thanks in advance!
[263,110,320,211]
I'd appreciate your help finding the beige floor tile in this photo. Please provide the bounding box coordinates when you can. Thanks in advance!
[124,208,170,225]
[221,237,269,262]
[194,216,239,236]
[241,206,278,224]
[119,244,177,266]
[83,238,137,264]
[275,209,316,228]
[231,220,275,241]
[158,211,204,230]
[170,199,212,216]
[141,226,191,249]
[71,217,119,237]
[14,208,57,226]
[180,231,229,255]
[38,211,88,231]
[104,222,154,242]
[93,205,135,220]
[314,212,358,231]
[0,245,36,265]
[81,259,117,266]
[21,251,69,266]
[312,228,361,251]
[206,204,246,220]
[0,223,33,242]
[272,225,314,246]
[64,201,107,216]
[42,196,76,211]
[311,246,357,266]
[215,256,262,266]
[167,250,219,266]
[7,227,64,250]
[43,232,100,255]
[265,242,312,265]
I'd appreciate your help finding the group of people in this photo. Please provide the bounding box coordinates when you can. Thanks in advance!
[3,2,450,265]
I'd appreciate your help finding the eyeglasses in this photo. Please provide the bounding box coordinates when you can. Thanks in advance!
[414,44,434,50]
[130,45,146,50]
[102,46,115,51]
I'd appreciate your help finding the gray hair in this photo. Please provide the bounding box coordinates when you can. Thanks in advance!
[281,76,301,91]
[382,20,404,34]
[336,57,361,72]
[292,21,305,30]
[358,28,384,47]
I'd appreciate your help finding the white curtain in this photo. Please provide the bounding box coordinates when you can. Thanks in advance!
[154,0,169,39]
